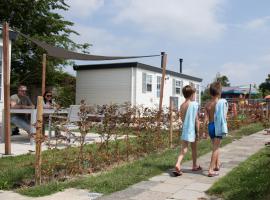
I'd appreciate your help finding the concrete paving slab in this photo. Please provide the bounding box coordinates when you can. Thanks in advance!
[171,189,207,200]
[183,183,212,192]
[150,183,184,193]
[130,191,171,200]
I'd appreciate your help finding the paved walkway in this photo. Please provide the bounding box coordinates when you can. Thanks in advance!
[98,130,269,200]
[0,130,269,200]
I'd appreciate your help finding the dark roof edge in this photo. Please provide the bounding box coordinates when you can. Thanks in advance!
[74,62,203,82]
[0,27,18,41]
[73,62,138,70]
[136,63,203,82]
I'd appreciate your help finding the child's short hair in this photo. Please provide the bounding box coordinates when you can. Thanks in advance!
[182,85,196,98]
[210,82,222,96]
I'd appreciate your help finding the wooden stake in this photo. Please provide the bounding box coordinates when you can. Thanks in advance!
[266,99,270,121]
[35,96,43,185]
[169,97,173,148]
[159,52,167,114]
[248,83,252,104]
[41,54,46,96]
[3,22,11,155]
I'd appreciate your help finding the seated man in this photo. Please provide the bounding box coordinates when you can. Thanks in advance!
[10,85,35,135]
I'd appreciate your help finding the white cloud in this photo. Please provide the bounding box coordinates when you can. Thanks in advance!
[65,0,104,19]
[71,24,154,56]
[219,62,264,85]
[66,24,161,75]
[112,0,226,40]
[245,16,270,30]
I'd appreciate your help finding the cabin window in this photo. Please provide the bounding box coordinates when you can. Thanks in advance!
[146,74,152,92]
[142,72,152,93]
[175,80,182,95]
[172,79,183,96]
[157,76,161,97]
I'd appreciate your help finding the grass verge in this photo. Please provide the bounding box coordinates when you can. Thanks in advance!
[207,147,270,200]
[0,123,264,197]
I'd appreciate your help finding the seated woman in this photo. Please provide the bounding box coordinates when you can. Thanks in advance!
[42,91,56,135]
[43,91,54,109]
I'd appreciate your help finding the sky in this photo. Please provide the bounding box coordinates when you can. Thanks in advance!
[60,0,270,88]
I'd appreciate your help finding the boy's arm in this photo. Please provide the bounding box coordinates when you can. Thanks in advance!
[204,109,209,124]
[179,105,184,124]
[224,101,229,119]
[203,105,209,135]
[195,113,200,140]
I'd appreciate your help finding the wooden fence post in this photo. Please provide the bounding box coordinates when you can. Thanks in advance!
[3,22,11,155]
[41,54,46,96]
[169,97,173,148]
[159,52,167,114]
[35,96,43,185]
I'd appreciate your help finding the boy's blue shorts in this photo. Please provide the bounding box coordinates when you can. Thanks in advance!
[208,122,222,140]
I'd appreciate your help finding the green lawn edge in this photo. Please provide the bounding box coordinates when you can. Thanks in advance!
[4,123,264,197]
[207,147,270,200]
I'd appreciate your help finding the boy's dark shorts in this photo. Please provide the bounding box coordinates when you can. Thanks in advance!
[208,122,223,140]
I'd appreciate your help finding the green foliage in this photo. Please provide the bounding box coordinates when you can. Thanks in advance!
[216,74,230,87]
[259,74,270,97]
[16,123,263,197]
[53,70,76,107]
[201,88,211,104]
[207,147,270,200]
[0,121,263,196]
[0,0,89,96]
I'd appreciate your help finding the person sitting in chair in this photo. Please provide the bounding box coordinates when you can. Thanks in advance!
[43,91,54,109]
[10,85,35,135]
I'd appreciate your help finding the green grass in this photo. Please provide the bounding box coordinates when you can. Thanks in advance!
[0,123,264,197]
[207,147,270,200]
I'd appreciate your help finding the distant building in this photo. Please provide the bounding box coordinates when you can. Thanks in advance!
[0,28,17,124]
[74,62,203,109]
[221,85,258,99]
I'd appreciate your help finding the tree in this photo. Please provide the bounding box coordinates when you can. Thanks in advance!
[201,88,211,104]
[216,74,230,87]
[0,0,89,96]
[259,74,270,97]
[53,70,76,107]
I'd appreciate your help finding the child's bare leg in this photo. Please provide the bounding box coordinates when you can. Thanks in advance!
[209,138,221,173]
[215,148,220,169]
[175,141,189,170]
[215,139,222,169]
[191,141,199,168]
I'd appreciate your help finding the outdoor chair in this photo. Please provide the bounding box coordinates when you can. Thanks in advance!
[48,105,81,143]
[48,105,104,144]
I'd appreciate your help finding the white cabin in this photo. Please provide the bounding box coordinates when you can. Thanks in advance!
[74,62,202,109]
[0,29,14,124]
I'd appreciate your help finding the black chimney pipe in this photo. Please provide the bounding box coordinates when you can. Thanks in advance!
[179,58,183,73]
[161,52,165,68]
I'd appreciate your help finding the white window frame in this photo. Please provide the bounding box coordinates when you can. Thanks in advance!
[189,81,195,87]
[146,74,152,92]
[157,76,161,97]
[173,79,183,96]
[142,72,153,93]
[175,80,182,95]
